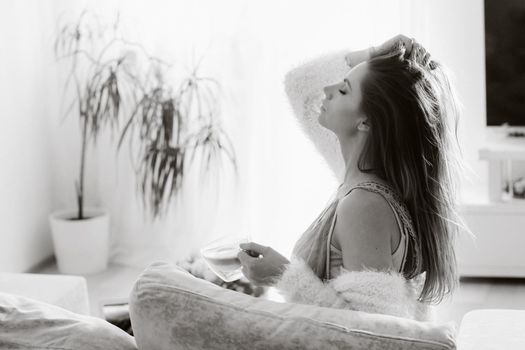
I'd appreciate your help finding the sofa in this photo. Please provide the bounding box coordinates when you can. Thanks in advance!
[1,262,524,349]
[0,272,136,349]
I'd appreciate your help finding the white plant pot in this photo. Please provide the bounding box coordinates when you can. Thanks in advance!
[49,207,109,275]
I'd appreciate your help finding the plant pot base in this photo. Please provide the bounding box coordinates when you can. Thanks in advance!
[49,208,110,275]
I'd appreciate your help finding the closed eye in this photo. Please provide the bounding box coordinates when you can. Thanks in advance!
[339,89,346,95]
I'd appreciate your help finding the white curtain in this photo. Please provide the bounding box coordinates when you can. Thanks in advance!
[232,0,429,258]
[43,0,429,267]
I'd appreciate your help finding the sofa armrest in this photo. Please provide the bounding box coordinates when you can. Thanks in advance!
[0,272,89,315]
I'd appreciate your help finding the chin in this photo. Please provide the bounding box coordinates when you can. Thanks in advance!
[317,113,325,127]
[318,113,331,131]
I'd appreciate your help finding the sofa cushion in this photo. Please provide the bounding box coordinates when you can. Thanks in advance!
[129,261,457,350]
[0,292,137,350]
[457,309,525,350]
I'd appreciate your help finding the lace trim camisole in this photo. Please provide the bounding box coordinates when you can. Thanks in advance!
[325,181,415,279]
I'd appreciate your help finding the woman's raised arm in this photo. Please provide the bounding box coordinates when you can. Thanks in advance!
[283,48,371,182]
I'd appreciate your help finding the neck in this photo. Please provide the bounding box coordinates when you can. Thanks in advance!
[338,134,381,187]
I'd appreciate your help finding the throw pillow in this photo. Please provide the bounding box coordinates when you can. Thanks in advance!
[0,292,137,350]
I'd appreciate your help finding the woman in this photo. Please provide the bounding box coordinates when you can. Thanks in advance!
[237,35,464,321]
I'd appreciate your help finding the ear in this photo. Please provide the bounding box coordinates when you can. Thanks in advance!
[357,119,370,132]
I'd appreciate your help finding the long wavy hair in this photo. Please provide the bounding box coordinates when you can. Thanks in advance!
[358,43,467,304]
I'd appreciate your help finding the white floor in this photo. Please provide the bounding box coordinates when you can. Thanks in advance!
[434,276,525,326]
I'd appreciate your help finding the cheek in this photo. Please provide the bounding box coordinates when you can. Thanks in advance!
[331,102,359,129]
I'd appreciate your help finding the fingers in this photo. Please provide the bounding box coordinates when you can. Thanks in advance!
[407,37,415,56]
[237,248,263,265]
[373,34,413,58]
[422,52,431,67]
[408,41,419,61]
[395,36,414,57]
[237,251,261,284]
[243,249,261,258]
[237,250,252,265]
[396,34,412,49]
[408,41,432,68]
[239,242,268,254]
[389,34,415,57]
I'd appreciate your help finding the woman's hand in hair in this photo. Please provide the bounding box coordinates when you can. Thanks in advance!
[371,34,415,58]
[372,34,433,69]
[409,41,433,69]
[238,242,290,287]
[346,35,418,67]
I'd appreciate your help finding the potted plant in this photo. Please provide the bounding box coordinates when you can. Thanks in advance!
[50,11,239,273]
[117,58,239,220]
[50,11,138,274]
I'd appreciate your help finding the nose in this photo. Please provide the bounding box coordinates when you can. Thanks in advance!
[323,84,335,99]
[323,86,331,99]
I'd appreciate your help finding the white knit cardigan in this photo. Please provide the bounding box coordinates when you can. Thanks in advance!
[274,50,434,322]
[274,258,433,322]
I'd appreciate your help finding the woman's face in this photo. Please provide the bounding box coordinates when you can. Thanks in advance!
[318,62,369,136]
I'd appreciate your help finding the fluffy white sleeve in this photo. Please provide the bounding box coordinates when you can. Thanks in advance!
[283,50,350,183]
[273,258,349,309]
[274,258,433,321]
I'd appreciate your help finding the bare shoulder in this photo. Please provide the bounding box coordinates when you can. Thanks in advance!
[336,188,397,230]
[333,188,397,272]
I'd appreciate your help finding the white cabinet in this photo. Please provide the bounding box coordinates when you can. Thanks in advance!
[479,141,525,201]
[457,141,525,277]
[457,201,525,277]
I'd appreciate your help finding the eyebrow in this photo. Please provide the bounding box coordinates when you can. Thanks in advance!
[344,78,352,90]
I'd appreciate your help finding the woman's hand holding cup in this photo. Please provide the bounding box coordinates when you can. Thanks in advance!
[238,242,290,287]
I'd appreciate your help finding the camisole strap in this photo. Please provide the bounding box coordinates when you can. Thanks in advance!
[325,181,414,279]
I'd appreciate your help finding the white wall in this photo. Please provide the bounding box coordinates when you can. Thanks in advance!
[0,0,493,272]
[0,0,257,271]
[0,1,59,272]
[0,0,105,272]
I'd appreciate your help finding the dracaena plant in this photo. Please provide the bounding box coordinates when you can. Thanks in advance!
[118,60,238,220]
[55,11,238,221]
[54,11,135,220]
